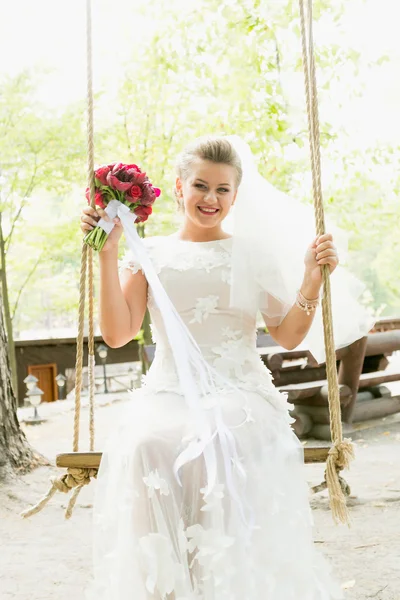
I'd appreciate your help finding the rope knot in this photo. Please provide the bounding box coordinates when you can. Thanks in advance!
[328,437,355,471]
[21,467,98,520]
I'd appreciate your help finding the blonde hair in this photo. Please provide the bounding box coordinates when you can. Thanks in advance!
[174,136,242,207]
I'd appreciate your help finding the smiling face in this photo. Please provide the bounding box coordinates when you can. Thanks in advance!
[176,158,238,233]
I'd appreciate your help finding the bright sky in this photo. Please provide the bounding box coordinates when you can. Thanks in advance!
[0,0,399,146]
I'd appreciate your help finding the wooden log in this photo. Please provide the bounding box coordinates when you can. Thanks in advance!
[291,411,313,437]
[292,384,352,407]
[365,330,400,356]
[308,424,334,442]
[273,366,330,386]
[367,385,393,398]
[258,346,309,361]
[371,317,400,332]
[277,380,326,400]
[358,370,400,388]
[293,389,400,425]
[292,404,330,425]
[277,380,350,401]
[264,353,283,371]
[352,395,400,422]
[355,391,375,403]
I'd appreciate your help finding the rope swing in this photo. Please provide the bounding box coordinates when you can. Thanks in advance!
[298,0,354,525]
[21,0,98,519]
[22,0,353,527]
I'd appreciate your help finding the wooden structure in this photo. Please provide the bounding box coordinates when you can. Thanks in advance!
[257,318,400,440]
[15,336,140,406]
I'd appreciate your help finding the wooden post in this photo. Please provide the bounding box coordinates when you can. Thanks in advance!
[339,336,368,423]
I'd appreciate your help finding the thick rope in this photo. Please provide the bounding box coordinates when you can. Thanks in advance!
[88,249,95,451]
[73,245,87,452]
[21,468,98,519]
[86,0,96,453]
[20,0,98,521]
[299,0,354,526]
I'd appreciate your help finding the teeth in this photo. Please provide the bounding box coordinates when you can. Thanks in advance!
[199,207,218,213]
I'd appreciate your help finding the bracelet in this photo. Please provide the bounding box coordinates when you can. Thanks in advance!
[295,288,320,316]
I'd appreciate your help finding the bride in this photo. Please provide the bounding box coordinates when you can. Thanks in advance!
[80,135,347,599]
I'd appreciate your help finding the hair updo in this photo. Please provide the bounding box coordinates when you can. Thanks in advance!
[174,136,242,208]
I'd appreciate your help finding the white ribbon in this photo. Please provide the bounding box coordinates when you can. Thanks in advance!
[97,200,254,526]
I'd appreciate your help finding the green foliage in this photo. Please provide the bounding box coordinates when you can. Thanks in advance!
[1,0,399,338]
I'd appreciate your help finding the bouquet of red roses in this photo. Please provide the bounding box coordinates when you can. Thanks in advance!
[84,162,161,252]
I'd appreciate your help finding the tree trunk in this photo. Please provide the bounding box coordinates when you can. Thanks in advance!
[0,212,18,396]
[0,289,36,480]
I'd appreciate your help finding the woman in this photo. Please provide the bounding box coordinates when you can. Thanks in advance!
[81,136,344,599]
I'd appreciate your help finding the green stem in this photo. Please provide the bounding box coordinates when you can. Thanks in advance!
[83,226,108,252]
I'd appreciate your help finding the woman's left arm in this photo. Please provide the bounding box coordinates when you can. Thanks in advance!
[265,233,339,350]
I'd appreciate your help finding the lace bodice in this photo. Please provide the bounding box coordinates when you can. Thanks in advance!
[120,235,280,402]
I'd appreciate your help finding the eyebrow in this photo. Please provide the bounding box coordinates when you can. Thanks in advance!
[195,178,231,186]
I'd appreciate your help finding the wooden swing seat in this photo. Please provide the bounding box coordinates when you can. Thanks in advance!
[56,445,331,470]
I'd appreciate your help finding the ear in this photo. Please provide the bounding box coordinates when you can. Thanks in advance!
[175,177,183,197]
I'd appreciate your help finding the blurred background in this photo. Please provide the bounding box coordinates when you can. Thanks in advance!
[1,0,399,401]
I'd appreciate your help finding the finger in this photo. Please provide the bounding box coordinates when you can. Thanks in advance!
[315,248,337,259]
[316,239,335,250]
[316,233,333,244]
[317,256,338,266]
[81,214,99,227]
[83,206,100,218]
[97,208,110,222]
[81,222,94,232]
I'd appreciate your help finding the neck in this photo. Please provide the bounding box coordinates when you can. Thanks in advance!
[178,221,229,242]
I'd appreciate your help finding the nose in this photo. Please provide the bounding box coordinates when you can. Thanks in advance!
[204,190,217,203]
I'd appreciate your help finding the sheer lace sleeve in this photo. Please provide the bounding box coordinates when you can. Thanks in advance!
[119,249,143,275]
[118,236,158,276]
[259,290,292,328]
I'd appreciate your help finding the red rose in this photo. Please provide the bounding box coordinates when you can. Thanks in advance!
[106,171,133,192]
[111,162,124,173]
[128,185,143,200]
[134,205,152,223]
[124,164,141,172]
[94,165,111,186]
[132,171,148,184]
[86,188,106,209]
[141,182,156,206]
[154,187,161,198]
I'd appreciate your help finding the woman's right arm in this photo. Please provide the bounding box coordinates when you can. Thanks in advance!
[81,206,148,348]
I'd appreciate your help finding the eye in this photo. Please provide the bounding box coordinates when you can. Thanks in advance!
[194,183,207,189]
[218,188,230,193]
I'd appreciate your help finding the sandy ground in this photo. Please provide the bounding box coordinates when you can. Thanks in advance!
[1,393,400,600]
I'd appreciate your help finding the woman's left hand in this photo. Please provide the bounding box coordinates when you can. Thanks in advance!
[304,233,339,286]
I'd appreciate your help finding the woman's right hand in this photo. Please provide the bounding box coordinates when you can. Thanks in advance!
[80,206,123,252]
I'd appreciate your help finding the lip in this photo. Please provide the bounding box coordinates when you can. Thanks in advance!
[197,206,220,215]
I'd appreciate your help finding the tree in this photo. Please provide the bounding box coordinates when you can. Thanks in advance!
[3,0,399,342]
[0,71,86,392]
[0,289,39,480]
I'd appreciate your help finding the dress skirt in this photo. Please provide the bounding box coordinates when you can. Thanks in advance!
[85,384,344,600]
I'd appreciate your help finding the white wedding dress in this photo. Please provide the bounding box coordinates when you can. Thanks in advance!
[86,235,344,600]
